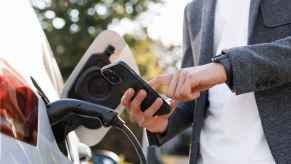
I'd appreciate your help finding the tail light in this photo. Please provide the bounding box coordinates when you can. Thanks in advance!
[0,59,38,145]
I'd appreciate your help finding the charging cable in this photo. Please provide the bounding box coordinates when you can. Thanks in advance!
[47,98,147,164]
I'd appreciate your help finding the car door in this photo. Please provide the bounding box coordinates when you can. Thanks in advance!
[0,1,72,164]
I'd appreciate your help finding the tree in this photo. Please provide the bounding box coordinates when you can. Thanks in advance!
[32,0,160,78]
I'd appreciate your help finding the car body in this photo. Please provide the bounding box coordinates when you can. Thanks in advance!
[0,0,85,164]
[0,1,141,164]
[0,0,75,163]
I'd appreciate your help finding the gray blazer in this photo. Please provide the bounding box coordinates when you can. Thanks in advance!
[148,0,291,163]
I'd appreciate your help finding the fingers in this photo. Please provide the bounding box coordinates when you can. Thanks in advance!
[122,88,172,133]
[174,70,202,101]
[121,88,135,108]
[129,90,147,124]
[188,76,201,99]
[169,99,177,109]
[126,95,174,133]
[167,70,180,97]
[156,70,197,101]
[130,90,147,110]
[142,98,164,129]
[174,71,189,100]
[148,70,194,101]
[183,76,193,95]
[161,100,177,119]
[148,73,173,90]
[142,116,168,133]
[142,98,176,131]
[179,79,200,100]
[142,105,175,133]
[143,98,163,119]
[123,68,203,132]
[179,74,197,100]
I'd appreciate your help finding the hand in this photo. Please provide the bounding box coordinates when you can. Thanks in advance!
[121,88,176,133]
[149,63,227,101]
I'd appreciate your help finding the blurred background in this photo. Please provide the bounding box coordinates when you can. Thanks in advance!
[31,0,192,163]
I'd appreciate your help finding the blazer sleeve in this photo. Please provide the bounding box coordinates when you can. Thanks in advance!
[147,3,196,146]
[222,36,291,95]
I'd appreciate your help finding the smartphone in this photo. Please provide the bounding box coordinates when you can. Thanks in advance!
[101,61,171,116]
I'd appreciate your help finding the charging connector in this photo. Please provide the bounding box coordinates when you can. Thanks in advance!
[47,99,147,164]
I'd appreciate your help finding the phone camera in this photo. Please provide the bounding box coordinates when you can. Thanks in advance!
[102,69,122,84]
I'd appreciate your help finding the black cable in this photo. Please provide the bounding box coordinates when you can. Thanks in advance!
[47,99,147,164]
[112,117,147,164]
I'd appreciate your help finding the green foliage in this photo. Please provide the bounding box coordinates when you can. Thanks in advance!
[124,35,162,80]
[33,0,160,78]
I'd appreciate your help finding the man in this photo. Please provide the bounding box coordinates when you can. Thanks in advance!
[122,0,291,163]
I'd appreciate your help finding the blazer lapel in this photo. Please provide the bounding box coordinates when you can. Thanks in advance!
[199,0,217,65]
[248,0,262,43]
[199,0,262,63]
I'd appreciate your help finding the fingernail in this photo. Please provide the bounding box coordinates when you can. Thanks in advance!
[140,90,147,96]
[128,88,134,94]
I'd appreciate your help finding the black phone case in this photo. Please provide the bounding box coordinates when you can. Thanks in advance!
[101,61,171,116]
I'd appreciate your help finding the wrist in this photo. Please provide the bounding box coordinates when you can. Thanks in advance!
[211,53,233,86]
[209,63,228,84]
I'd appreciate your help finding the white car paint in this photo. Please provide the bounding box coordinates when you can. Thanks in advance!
[0,1,76,163]
[0,1,142,164]
[63,30,140,146]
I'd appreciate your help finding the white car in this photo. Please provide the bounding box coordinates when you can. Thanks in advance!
[0,1,142,164]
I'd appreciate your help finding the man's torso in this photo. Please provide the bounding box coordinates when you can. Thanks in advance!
[199,0,275,163]
[184,0,291,163]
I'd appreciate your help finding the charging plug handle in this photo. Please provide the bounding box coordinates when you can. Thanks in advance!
[47,98,118,127]
[47,99,147,164]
